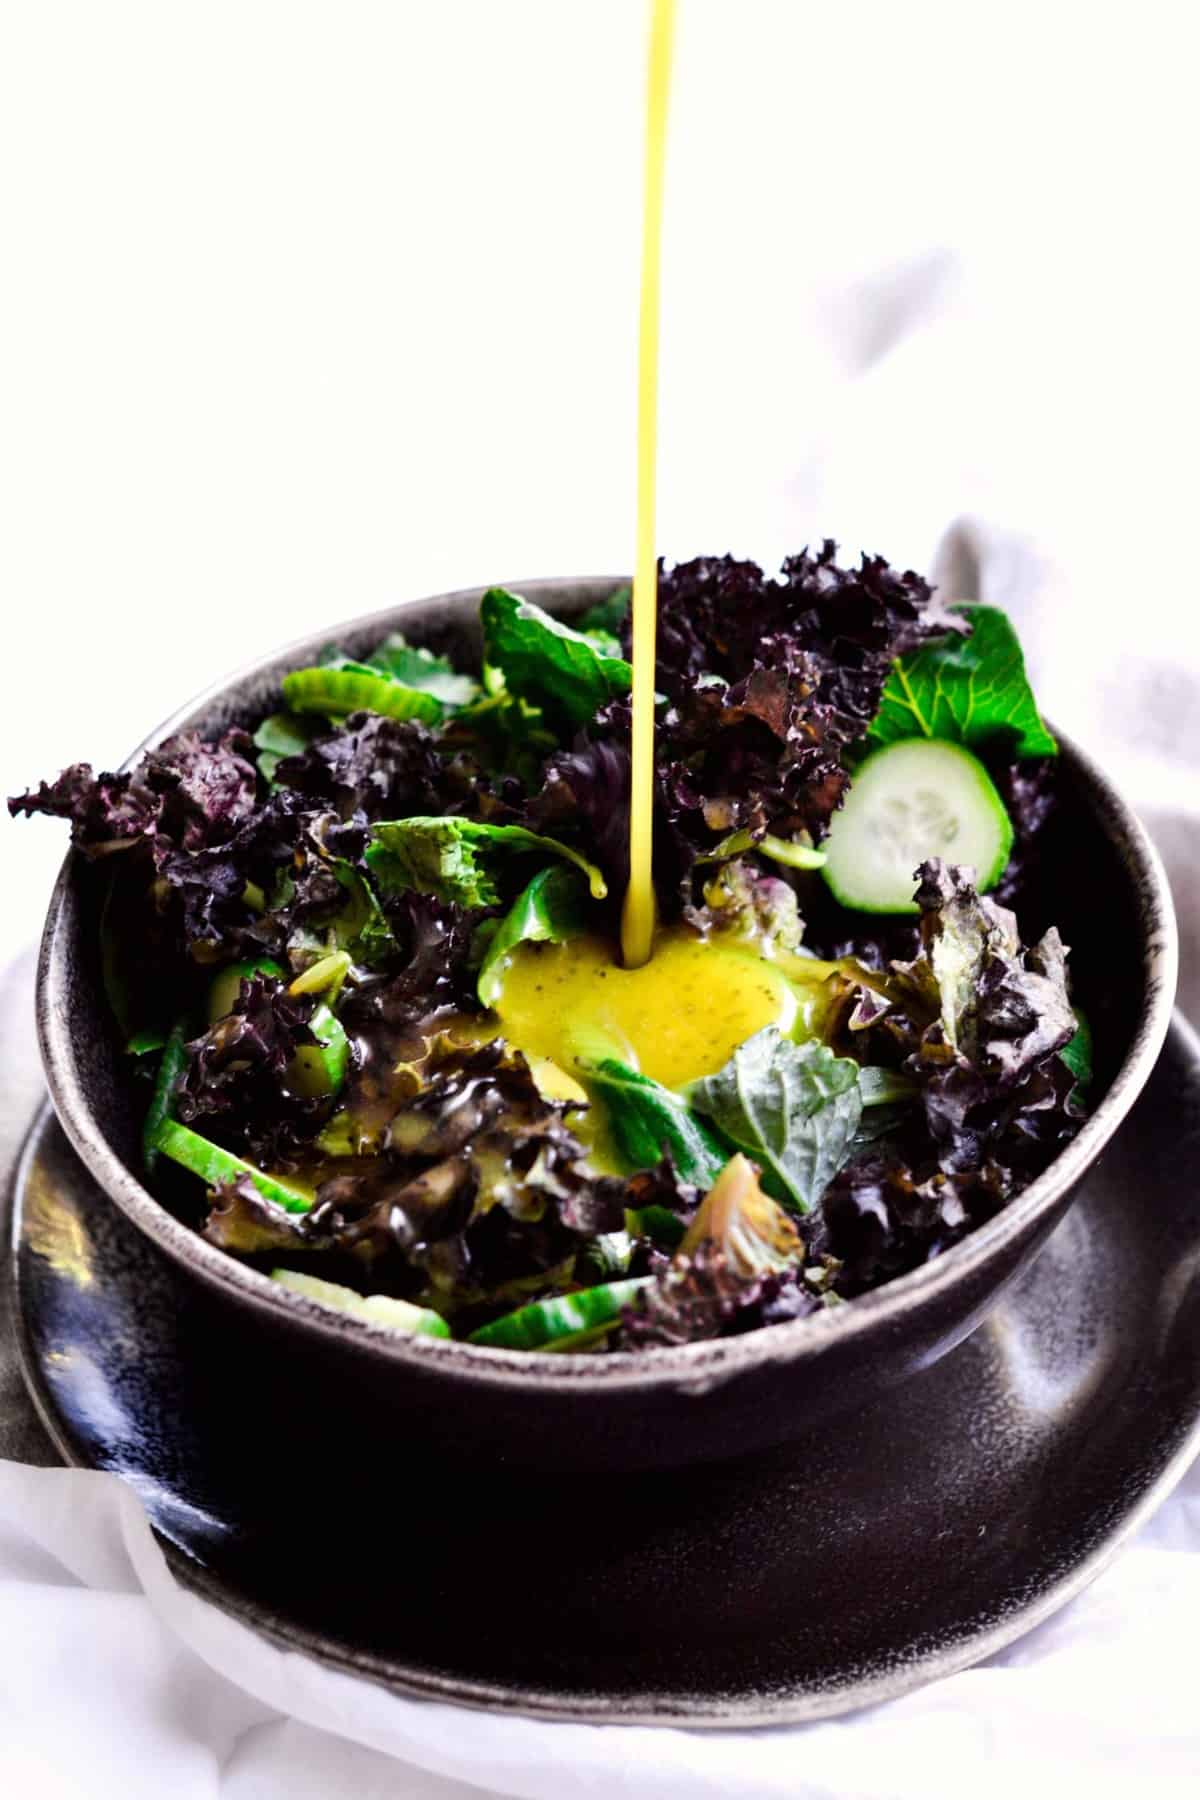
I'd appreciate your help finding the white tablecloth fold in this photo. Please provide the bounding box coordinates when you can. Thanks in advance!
[2,1455,1199,1800]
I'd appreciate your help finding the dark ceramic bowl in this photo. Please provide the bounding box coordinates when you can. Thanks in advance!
[34,579,1178,1471]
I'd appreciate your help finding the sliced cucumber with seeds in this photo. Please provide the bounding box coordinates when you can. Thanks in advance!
[823,739,1013,915]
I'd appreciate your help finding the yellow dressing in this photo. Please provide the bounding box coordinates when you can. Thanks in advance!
[620,0,676,970]
[493,928,796,1093]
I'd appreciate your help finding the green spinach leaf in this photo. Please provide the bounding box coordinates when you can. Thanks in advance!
[253,712,319,784]
[365,633,480,709]
[584,1058,730,1187]
[480,587,632,732]
[576,584,631,641]
[447,664,559,786]
[1060,1008,1093,1103]
[690,1028,864,1213]
[477,864,589,1006]
[365,817,607,909]
[867,604,1057,760]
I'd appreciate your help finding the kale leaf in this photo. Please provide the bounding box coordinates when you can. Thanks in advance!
[271,712,486,822]
[177,971,329,1167]
[9,730,258,858]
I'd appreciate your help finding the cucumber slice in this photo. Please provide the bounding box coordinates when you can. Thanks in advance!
[270,1269,450,1337]
[823,739,1013,914]
[468,1278,652,1351]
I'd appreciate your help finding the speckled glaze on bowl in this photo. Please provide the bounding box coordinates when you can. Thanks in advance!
[33,579,1179,1471]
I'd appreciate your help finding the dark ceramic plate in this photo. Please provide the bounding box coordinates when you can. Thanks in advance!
[10,1015,1200,1727]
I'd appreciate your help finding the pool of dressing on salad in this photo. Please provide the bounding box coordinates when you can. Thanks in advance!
[495,929,796,1093]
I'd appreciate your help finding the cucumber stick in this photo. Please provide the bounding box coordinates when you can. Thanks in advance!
[151,1118,313,1213]
[141,1020,190,1175]
[823,739,1013,914]
[469,1278,652,1351]
[270,1269,450,1337]
[288,1001,350,1097]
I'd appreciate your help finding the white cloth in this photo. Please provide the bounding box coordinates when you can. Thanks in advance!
[2,1455,1199,1800]
[3,3,1199,1795]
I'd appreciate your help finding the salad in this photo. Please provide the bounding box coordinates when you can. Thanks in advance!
[11,547,1089,1353]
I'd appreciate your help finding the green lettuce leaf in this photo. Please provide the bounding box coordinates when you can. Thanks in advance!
[1060,1008,1093,1103]
[365,634,480,709]
[576,584,630,642]
[867,603,1057,760]
[477,864,589,1007]
[689,1028,864,1213]
[480,587,632,732]
[447,664,559,786]
[253,712,318,784]
[325,860,399,967]
[365,817,607,909]
[584,1059,730,1187]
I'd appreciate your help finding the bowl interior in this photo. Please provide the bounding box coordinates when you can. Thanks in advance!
[39,578,1177,1383]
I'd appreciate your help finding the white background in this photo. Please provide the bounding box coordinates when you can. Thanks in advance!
[2,3,1199,1795]
[3,1,1198,936]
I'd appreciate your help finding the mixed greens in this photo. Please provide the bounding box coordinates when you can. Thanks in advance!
[10,546,1088,1352]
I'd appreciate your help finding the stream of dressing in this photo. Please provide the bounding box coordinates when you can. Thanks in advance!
[619,0,676,969]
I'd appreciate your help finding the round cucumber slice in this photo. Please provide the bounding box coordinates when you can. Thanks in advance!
[822,739,1013,915]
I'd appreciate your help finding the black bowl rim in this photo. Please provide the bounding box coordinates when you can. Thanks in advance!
[34,576,1180,1396]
